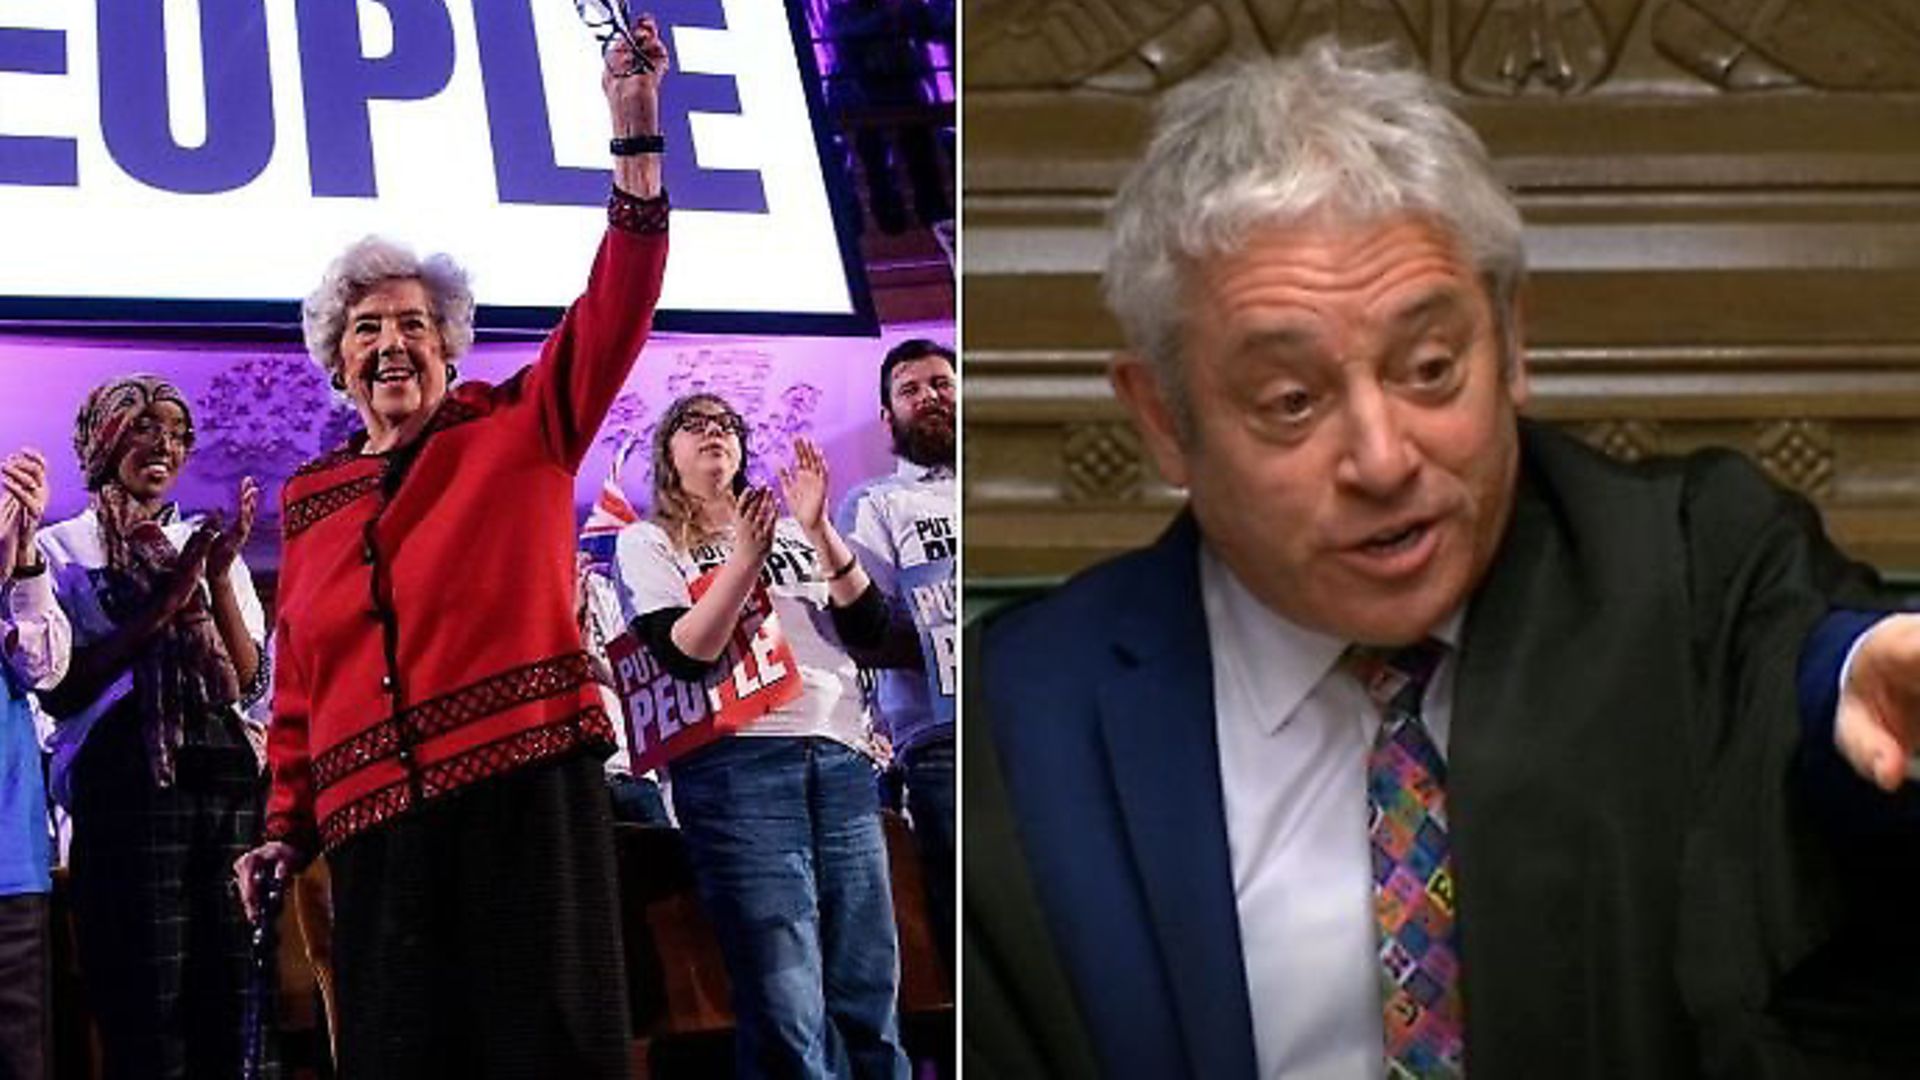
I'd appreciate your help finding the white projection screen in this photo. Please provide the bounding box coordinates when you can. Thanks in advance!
[0,0,875,334]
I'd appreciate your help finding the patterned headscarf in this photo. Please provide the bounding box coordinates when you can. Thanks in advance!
[73,375,194,492]
[71,375,242,788]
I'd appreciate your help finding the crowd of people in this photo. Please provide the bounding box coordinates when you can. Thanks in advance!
[0,18,956,1080]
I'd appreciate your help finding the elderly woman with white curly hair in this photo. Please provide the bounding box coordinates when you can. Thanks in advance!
[232,24,671,1078]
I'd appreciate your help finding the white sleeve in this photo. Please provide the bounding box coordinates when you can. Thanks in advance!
[3,572,72,691]
[837,485,900,599]
[37,525,105,652]
[225,551,269,644]
[613,522,694,622]
[222,552,273,717]
[584,571,628,641]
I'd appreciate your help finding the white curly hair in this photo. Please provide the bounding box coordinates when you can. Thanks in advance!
[301,236,477,382]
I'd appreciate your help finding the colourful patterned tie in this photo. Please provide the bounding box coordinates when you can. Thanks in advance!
[1349,641,1465,1079]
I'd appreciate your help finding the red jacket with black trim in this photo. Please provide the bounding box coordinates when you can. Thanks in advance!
[263,200,668,854]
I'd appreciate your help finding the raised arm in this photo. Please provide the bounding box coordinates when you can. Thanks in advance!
[780,438,872,609]
[834,484,926,670]
[204,476,264,699]
[607,20,666,203]
[670,491,777,664]
[527,17,673,469]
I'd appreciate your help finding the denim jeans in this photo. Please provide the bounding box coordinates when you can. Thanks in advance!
[901,735,954,984]
[607,772,672,827]
[670,737,909,1080]
[0,894,47,1080]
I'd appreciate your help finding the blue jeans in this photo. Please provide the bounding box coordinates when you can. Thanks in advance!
[670,737,909,1080]
[607,772,672,827]
[901,735,954,984]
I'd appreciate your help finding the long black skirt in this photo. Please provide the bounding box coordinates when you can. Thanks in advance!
[327,750,629,1080]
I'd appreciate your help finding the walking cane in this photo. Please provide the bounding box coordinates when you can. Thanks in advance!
[242,865,285,1080]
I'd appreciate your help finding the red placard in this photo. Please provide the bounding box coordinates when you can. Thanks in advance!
[608,572,804,773]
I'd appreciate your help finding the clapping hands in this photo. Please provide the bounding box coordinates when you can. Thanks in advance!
[156,476,256,622]
[0,448,49,578]
[205,476,259,581]
[734,486,778,564]
[777,438,832,537]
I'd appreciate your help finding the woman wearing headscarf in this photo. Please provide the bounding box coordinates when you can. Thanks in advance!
[36,377,270,1079]
[231,25,670,1078]
[614,392,911,1079]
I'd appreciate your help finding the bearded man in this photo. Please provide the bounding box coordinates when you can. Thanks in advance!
[836,338,958,980]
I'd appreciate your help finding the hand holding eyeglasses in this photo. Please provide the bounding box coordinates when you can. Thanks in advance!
[578,1,669,78]
[591,5,669,195]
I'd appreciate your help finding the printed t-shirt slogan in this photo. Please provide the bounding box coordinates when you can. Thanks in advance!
[606,568,802,773]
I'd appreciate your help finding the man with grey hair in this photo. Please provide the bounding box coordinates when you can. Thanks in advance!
[968,41,1920,1080]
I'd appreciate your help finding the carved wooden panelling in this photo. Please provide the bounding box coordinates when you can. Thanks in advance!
[965,0,1920,95]
[963,0,1920,580]
[1569,417,1845,498]
[1753,419,1836,498]
[1655,1,1920,92]
[1061,421,1146,502]
[1576,418,1661,463]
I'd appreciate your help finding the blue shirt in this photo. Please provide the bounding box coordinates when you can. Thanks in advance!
[0,676,50,896]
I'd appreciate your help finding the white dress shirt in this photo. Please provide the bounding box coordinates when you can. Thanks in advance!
[1202,545,1461,1080]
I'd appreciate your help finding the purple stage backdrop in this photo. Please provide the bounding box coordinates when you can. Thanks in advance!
[0,322,949,577]
[0,1,875,332]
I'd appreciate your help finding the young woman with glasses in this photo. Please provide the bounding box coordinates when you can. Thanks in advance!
[614,391,912,1079]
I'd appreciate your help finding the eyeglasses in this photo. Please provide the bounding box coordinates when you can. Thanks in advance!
[128,414,196,451]
[674,411,745,438]
[573,0,655,76]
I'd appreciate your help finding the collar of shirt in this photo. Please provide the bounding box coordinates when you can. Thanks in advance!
[1198,543,1464,739]
[64,503,187,549]
[893,456,952,483]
